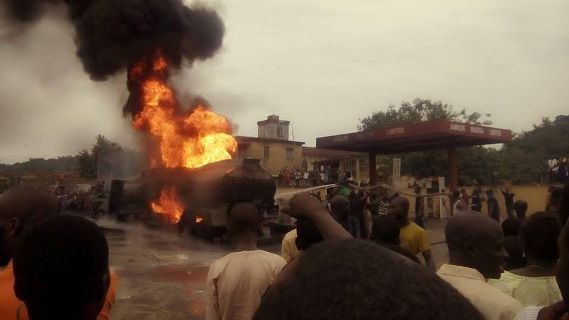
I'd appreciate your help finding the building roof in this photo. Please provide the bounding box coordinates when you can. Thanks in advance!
[302,147,366,161]
[257,114,290,126]
[236,136,304,145]
[316,120,513,154]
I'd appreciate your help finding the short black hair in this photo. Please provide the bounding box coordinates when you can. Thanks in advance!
[501,217,522,237]
[228,202,260,234]
[513,200,528,216]
[13,215,109,317]
[520,212,560,263]
[254,240,483,320]
[370,215,400,245]
[295,218,324,251]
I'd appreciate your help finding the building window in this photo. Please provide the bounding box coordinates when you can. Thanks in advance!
[286,148,294,161]
[277,126,283,138]
[264,146,270,158]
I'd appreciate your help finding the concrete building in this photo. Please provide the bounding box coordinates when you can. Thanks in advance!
[237,115,368,182]
[257,115,290,140]
[236,136,304,176]
[302,147,369,183]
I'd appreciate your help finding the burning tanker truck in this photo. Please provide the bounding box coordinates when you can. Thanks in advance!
[108,158,278,239]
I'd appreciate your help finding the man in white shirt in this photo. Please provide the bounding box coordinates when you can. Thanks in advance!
[206,203,286,320]
[437,212,522,320]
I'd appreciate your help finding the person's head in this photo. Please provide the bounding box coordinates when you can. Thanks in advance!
[486,189,494,197]
[513,200,528,217]
[295,218,324,251]
[0,186,59,266]
[329,195,350,222]
[389,196,409,227]
[228,202,260,238]
[13,215,109,320]
[414,186,421,194]
[501,217,522,237]
[461,189,467,196]
[519,212,560,266]
[253,240,483,320]
[370,215,400,245]
[445,212,506,279]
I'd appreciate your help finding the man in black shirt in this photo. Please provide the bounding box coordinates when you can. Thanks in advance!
[486,189,500,222]
[471,187,483,212]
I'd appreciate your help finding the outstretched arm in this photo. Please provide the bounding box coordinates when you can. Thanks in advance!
[285,193,352,241]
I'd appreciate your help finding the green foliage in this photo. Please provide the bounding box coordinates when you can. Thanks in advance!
[359,98,492,131]
[500,118,569,183]
[0,156,79,174]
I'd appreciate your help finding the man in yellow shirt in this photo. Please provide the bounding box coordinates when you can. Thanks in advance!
[281,228,300,262]
[389,197,435,270]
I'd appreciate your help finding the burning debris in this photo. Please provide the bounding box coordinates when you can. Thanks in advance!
[2,0,239,224]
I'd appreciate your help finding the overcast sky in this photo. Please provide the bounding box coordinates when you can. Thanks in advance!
[1,0,568,164]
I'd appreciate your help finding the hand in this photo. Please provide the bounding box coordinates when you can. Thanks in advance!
[538,301,569,320]
[282,193,323,219]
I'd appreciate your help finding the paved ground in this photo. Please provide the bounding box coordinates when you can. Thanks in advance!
[100,216,449,320]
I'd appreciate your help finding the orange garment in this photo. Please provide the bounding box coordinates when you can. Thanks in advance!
[0,260,118,320]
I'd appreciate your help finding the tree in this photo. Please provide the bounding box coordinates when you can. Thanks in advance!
[359,98,495,183]
[359,98,492,131]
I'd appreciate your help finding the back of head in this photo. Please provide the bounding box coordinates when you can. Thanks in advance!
[501,217,522,237]
[13,215,109,320]
[370,215,400,245]
[253,240,483,320]
[0,185,59,233]
[520,212,560,264]
[295,218,324,251]
[0,186,59,266]
[228,202,260,235]
[329,195,350,222]
[445,212,505,279]
[389,196,409,225]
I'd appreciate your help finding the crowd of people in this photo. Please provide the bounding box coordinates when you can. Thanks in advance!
[1,182,568,320]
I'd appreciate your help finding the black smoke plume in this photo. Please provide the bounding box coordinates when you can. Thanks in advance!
[2,0,224,115]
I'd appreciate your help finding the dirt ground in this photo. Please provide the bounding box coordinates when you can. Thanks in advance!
[104,184,551,319]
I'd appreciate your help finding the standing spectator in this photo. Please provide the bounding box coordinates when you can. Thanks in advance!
[513,200,528,220]
[367,192,380,217]
[501,187,516,217]
[453,190,468,215]
[487,189,501,222]
[438,213,522,320]
[370,215,421,263]
[378,189,391,216]
[206,203,286,320]
[280,227,300,263]
[500,217,526,271]
[471,187,483,212]
[461,188,470,208]
[490,212,561,307]
[414,186,425,228]
[253,240,485,320]
[389,197,435,270]
[0,186,117,320]
[12,215,111,320]
[348,191,366,238]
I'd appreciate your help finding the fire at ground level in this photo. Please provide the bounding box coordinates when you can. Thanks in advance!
[100,184,550,320]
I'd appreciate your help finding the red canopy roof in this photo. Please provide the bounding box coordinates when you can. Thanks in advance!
[316,120,512,154]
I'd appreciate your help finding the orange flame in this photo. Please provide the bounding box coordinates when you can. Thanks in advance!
[151,186,184,224]
[131,53,237,224]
